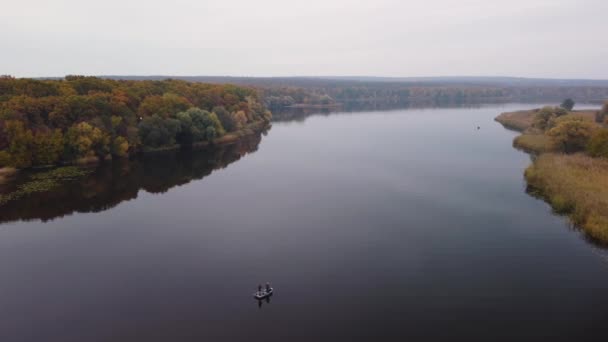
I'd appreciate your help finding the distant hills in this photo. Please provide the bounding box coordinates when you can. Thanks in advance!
[100,75,608,88]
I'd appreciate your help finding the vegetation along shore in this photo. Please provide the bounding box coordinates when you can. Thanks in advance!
[495,100,608,243]
[0,76,272,171]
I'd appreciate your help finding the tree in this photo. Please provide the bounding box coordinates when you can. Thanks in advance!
[319,95,334,105]
[206,126,217,141]
[32,129,63,166]
[138,115,181,148]
[232,110,248,130]
[4,120,34,168]
[532,106,568,131]
[112,136,129,157]
[547,117,595,153]
[197,110,225,137]
[587,129,608,158]
[175,107,226,145]
[176,110,195,145]
[560,98,575,111]
[137,93,191,118]
[213,106,236,132]
[64,122,110,160]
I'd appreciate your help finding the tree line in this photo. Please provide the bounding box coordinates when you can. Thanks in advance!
[262,85,608,109]
[0,76,271,168]
[98,76,608,109]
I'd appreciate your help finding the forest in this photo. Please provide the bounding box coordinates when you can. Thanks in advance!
[0,76,271,169]
[106,76,608,109]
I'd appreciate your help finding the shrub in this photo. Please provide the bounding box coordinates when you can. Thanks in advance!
[532,106,568,131]
[547,117,595,153]
[587,129,608,158]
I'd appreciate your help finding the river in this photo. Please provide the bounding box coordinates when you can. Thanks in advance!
[0,104,607,341]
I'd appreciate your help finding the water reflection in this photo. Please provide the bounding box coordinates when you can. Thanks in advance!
[271,100,509,123]
[0,132,265,224]
[257,295,272,309]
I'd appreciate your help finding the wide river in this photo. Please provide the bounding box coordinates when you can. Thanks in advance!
[1,104,607,341]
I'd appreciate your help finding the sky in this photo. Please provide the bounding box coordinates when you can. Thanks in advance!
[1,0,608,78]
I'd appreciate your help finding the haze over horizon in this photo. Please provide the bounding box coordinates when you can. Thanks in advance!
[2,0,608,79]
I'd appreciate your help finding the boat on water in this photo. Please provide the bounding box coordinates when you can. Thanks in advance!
[253,287,274,300]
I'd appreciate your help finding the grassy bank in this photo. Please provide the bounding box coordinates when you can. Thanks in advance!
[495,109,597,133]
[525,154,608,242]
[513,134,553,154]
[496,105,608,244]
[494,109,538,131]
[496,108,598,154]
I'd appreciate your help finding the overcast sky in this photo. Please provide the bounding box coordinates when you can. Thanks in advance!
[2,0,607,78]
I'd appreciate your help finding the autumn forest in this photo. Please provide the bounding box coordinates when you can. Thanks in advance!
[0,76,272,169]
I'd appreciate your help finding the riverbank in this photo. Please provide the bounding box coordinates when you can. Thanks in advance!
[0,121,270,207]
[525,153,608,243]
[142,120,270,153]
[287,103,342,109]
[495,109,597,153]
[496,106,608,244]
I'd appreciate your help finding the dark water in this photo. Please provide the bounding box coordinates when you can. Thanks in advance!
[1,104,607,342]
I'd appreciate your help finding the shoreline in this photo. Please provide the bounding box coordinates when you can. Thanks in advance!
[287,103,342,109]
[141,120,270,154]
[495,107,608,244]
[2,120,271,169]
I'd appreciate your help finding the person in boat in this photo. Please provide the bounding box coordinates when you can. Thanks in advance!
[265,282,271,293]
[258,284,263,295]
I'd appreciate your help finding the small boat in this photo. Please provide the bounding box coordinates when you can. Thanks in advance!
[253,287,274,300]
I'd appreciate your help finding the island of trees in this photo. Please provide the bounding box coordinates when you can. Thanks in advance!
[0,76,271,170]
[495,101,608,243]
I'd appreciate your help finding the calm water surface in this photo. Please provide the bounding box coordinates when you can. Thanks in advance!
[1,104,607,341]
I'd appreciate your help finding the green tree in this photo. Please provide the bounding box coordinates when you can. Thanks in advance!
[197,110,225,137]
[206,126,217,141]
[138,115,181,148]
[560,98,575,111]
[175,108,225,144]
